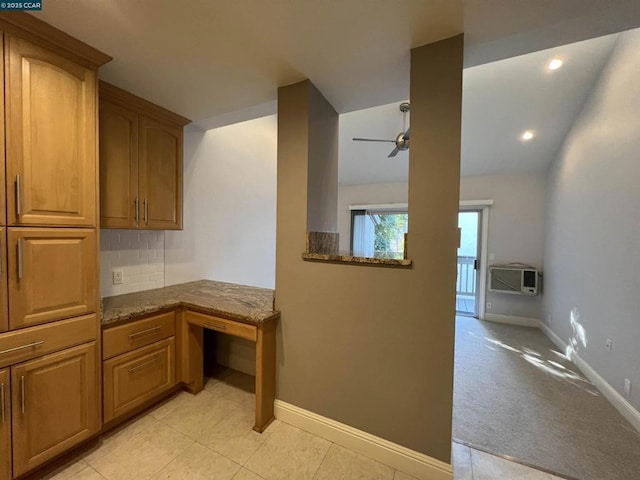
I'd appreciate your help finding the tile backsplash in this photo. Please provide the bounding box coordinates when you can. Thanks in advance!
[100,230,165,298]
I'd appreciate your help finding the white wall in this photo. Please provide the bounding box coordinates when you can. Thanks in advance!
[165,115,277,289]
[100,230,165,298]
[544,30,640,411]
[461,174,546,320]
[337,175,546,320]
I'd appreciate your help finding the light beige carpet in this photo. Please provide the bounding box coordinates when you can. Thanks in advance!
[453,316,640,480]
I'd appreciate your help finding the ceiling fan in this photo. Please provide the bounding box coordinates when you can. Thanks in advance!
[352,102,410,157]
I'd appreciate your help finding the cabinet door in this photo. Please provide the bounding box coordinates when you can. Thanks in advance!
[5,35,97,227]
[103,337,175,422]
[11,342,98,477]
[99,100,139,228]
[0,369,10,480]
[8,229,97,330]
[139,116,183,230]
[0,33,5,227]
[0,229,7,333]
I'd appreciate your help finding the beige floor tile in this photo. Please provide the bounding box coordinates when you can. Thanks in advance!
[41,458,88,480]
[153,442,241,480]
[452,442,473,480]
[232,469,264,480]
[69,467,107,479]
[314,444,394,480]
[89,422,194,480]
[84,414,159,464]
[160,388,240,441]
[244,423,331,480]
[393,471,418,480]
[205,372,255,405]
[201,398,272,465]
[471,449,553,480]
[148,390,195,420]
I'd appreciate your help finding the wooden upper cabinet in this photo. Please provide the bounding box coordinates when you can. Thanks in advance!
[99,81,189,230]
[5,35,97,227]
[0,369,9,480]
[139,116,183,229]
[99,100,139,228]
[11,342,99,477]
[7,228,97,330]
[0,33,5,227]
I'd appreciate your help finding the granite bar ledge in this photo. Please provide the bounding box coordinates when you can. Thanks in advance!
[102,280,279,328]
[302,252,413,267]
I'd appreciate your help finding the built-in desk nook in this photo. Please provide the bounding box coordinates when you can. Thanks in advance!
[101,280,279,432]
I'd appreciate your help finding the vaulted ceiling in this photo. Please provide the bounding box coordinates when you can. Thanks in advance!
[34,1,640,123]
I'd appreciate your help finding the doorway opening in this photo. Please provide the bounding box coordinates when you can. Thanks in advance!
[456,210,481,317]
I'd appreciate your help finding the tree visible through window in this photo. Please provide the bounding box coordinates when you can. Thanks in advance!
[351,209,408,259]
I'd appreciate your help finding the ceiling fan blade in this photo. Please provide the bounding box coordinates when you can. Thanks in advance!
[403,128,410,140]
[352,137,396,143]
[388,147,400,158]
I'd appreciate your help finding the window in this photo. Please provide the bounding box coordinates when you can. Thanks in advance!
[350,208,408,259]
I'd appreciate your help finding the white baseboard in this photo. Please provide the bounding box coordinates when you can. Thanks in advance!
[483,313,540,328]
[539,323,640,433]
[274,400,453,480]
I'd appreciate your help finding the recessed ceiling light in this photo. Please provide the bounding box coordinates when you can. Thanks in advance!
[521,130,535,141]
[548,58,563,70]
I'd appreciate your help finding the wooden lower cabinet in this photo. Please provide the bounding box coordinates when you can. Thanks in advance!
[11,342,99,478]
[103,337,175,423]
[0,369,10,480]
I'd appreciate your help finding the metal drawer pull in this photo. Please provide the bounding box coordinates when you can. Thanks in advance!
[1,383,5,423]
[129,355,160,373]
[128,326,161,339]
[143,199,148,225]
[21,376,25,414]
[205,321,227,331]
[134,197,139,224]
[16,175,22,216]
[0,341,44,355]
[17,238,23,280]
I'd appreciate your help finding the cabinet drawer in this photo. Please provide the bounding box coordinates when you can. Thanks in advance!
[103,337,175,422]
[185,310,257,341]
[103,311,175,360]
[0,314,97,368]
[8,228,97,330]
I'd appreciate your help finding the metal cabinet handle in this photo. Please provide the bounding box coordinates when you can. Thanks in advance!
[128,326,161,339]
[129,355,159,373]
[17,238,23,280]
[1,383,5,423]
[144,199,148,225]
[134,197,139,224]
[205,321,227,331]
[16,175,22,216]
[0,341,44,355]
[21,376,25,414]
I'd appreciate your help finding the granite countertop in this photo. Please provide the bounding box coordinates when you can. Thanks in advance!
[302,251,412,267]
[102,280,279,328]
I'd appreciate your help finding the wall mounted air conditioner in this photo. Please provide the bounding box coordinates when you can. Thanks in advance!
[489,266,539,296]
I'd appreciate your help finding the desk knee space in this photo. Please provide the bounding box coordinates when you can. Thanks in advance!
[178,309,277,433]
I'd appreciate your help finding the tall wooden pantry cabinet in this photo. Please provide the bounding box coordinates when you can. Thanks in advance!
[0,13,111,479]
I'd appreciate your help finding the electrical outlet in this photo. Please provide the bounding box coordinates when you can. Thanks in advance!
[486,302,492,310]
[624,379,632,396]
[605,338,612,352]
[112,270,123,285]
